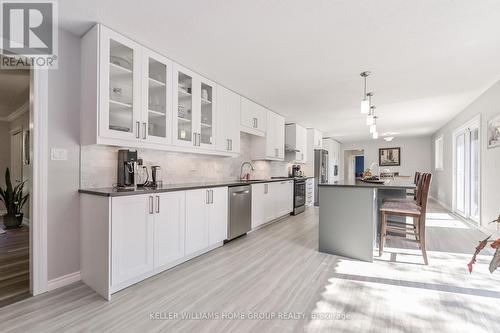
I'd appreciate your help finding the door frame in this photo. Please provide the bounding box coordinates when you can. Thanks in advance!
[30,68,49,295]
[0,59,48,297]
[452,114,481,224]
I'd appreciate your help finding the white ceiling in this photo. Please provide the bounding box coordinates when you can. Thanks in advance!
[59,0,500,142]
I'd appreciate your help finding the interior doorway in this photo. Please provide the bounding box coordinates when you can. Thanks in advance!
[344,149,364,182]
[0,59,32,308]
[453,116,480,223]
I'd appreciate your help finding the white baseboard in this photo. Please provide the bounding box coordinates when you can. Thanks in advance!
[47,271,81,292]
[429,196,451,211]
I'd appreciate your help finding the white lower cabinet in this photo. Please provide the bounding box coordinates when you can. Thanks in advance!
[154,192,186,269]
[81,187,228,300]
[111,195,154,288]
[251,180,293,229]
[185,187,228,256]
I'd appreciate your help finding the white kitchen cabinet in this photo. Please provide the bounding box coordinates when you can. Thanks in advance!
[173,64,217,150]
[285,123,307,163]
[185,187,228,256]
[141,48,173,145]
[240,97,267,137]
[323,138,340,182]
[80,25,143,143]
[306,178,314,206]
[153,192,186,269]
[272,180,294,217]
[185,189,210,254]
[216,85,241,154]
[310,129,323,148]
[251,183,266,228]
[208,187,228,245]
[251,110,285,161]
[251,181,293,229]
[111,195,154,288]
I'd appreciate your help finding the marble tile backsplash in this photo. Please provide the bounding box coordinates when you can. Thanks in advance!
[80,133,291,188]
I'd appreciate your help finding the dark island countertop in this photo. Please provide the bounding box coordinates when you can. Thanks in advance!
[319,179,415,190]
[79,177,295,197]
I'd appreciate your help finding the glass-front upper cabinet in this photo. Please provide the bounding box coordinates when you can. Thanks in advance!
[99,27,141,141]
[199,79,216,150]
[172,63,217,149]
[173,64,196,147]
[141,49,172,145]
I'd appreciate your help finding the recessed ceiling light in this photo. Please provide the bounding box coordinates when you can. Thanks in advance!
[384,136,394,142]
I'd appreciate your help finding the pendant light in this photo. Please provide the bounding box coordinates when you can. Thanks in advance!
[366,106,376,126]
[360,72,371,114]
[372,131,379,139]
[369,117,377,133]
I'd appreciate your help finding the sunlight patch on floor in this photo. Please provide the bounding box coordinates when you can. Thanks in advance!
[306,248,500,332]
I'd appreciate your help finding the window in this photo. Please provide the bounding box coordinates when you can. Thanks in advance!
[435,135,444,171]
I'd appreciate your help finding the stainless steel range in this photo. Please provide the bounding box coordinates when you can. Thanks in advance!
[292,177,307,215]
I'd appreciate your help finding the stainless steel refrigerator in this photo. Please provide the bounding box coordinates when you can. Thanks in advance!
[314,149,328,206]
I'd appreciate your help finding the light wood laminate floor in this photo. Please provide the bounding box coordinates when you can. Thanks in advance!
[0,223,30,309]
[1,201,499,332]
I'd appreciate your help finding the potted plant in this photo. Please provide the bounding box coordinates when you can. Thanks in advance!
[468,215,500,273]
[0,168,29,229]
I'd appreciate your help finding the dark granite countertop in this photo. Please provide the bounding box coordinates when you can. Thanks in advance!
[79,178,295,197]
[318,179,415,190]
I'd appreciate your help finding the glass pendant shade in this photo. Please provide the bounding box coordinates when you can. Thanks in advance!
[370,124,377,134]
[372,131,379,139]
[366,114,374,126]
[361,99,370,114]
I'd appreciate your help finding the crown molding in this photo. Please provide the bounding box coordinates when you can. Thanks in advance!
[0,100,29,122]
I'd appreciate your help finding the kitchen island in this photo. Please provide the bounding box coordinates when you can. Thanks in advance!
[318,179,415,262]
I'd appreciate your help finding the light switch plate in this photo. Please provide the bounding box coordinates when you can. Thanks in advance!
[51,148,68,161]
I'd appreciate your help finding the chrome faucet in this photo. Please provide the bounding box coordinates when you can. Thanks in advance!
[240,161,255,180]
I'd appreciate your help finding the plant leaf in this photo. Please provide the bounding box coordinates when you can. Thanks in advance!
[468,235,491,273]
[489,247,500,273]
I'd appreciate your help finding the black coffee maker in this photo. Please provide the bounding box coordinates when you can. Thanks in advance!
[291,164,302,177]
[117,149,138,187]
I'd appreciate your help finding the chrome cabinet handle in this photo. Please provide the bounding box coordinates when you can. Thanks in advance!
[206,190,210,204]
[149,196,154,214]
[136,121,140,139]
[193,133,197,146]
[227,139,230,151]
[143,123,147,140]
[156,195,160,213]
[255,118,258,128]
[210,190,214,204]
[264,184,268,194]
[198,133,201,146]
[229,139,232,151]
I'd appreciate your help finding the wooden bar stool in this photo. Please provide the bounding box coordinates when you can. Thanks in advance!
[379,173,432,265]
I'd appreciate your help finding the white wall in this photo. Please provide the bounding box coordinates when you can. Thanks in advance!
[340,136,432,181]
[46,29,81,280]
[431,80,500,231]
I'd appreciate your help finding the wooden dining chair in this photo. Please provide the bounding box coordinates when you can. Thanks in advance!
[379,173,432,265]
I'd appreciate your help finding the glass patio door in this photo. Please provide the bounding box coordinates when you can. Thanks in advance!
[454,122,480,222]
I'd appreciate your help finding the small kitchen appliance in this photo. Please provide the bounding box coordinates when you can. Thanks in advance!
[117,149,138,188]
[151,166,163,187]
[291,164,302,177]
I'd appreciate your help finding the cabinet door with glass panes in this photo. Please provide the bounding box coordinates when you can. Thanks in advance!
[172,64,198,147]
[99,26,142,141]
[198,77,216,150]
[141,49,173,145]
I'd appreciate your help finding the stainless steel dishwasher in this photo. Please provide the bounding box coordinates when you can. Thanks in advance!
[227,185,252,241]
